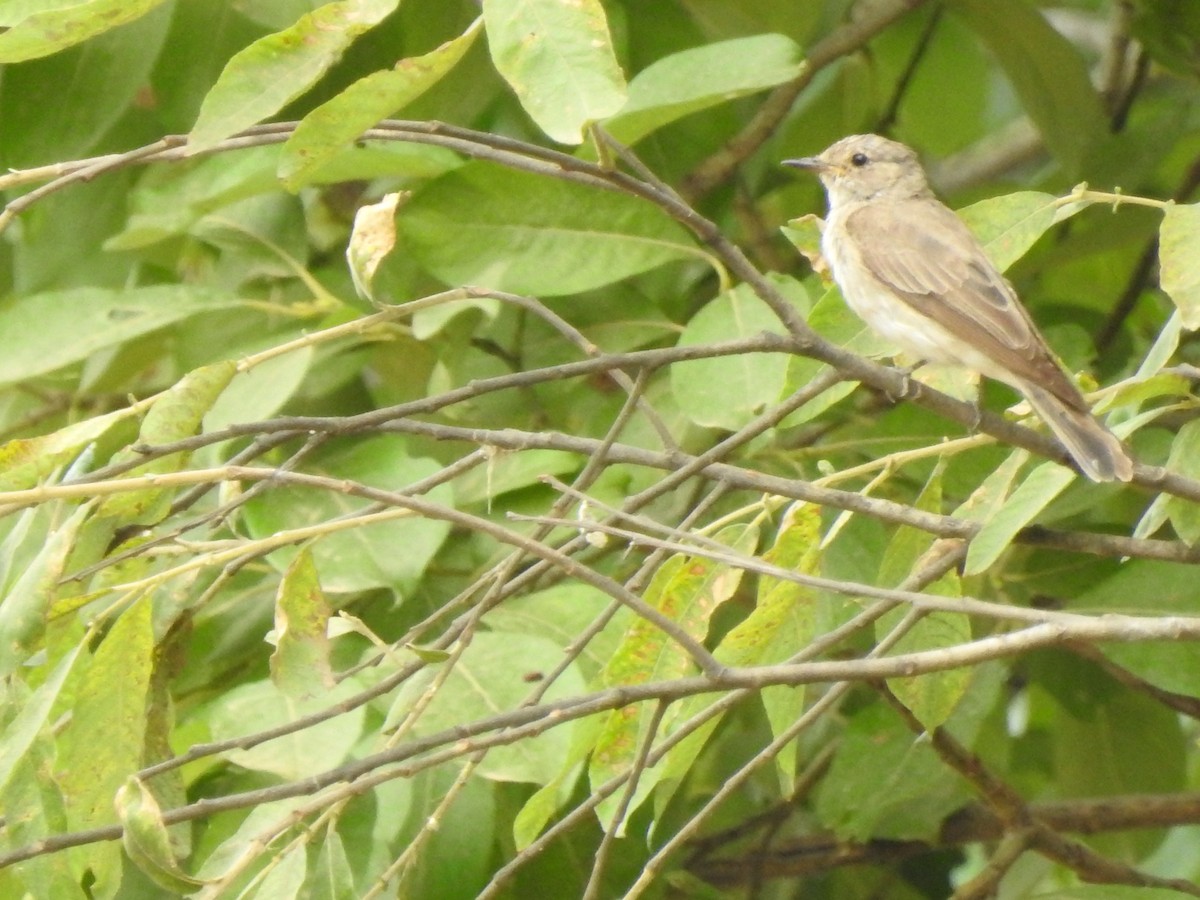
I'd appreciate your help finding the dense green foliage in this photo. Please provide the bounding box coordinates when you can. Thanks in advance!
[2,0,1200,897]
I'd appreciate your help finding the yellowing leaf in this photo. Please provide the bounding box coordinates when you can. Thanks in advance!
[271,549,335,700]
[346,192,404,302]
[590,523,758,832]
[59,595,154,864]
[0,408,132,492]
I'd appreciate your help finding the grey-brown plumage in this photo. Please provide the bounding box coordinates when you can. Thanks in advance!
[784,134,1133,482]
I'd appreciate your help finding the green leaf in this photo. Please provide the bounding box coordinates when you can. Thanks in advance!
[104,148,287,250]
[605,33,802,145]
[279,19,482,188]
[1046,889,1198,900]
[0,286,245,388]
[1133,492,1170,543]
[482,0,627,144]
[271,549,335,701]
[144,361,238,445]
[107,144,458,250]
[1129,0,1200,79]
[1039,656,1185,806]
[0,644,83,794]
[0,4,171,165]
[513,713,604,849]
[781,215,825,273]
[949,0,1106,174]
[0,0,168,62]
[96,361,237,525]
[188,0,403,153]
[205,678,367,780]
[396,162,697,296]
[0,736,75,897]
[1076,554,1200,615]
[193,795,309,881]
[777,280,883,429]
[311,830,356,900]
[724,502,821,787]
[814,702,968,841]
[248,847,307,899]
[204,345,315,431]
[452,449,580,507]
[957,191,1058,272]
[404,643,452,664]
[881,586,970,730]
[241,436,453,594]
[0,507,88,677]
[599,523,760,690]
[116,777,206,893]
[722,505,820,668]
[964,462,1075,575]
[1102,641,1200,708]
[952,448,1029,524]
[877,463,944,589]
[403,773,495,898]
[1135,310,1181,380]
[671,282,794,430]
[410,294,501,341]
[483,582,626,680]
[874,466,972,731]
[386,631,587,783]
[1164,419,1200,544]
[1159,202,1200,330]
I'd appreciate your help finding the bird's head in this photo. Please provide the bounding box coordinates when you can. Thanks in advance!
[784,134,931,205]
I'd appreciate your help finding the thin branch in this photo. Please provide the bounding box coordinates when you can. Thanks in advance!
[5,121,1191,494]
[878,683,1200,895]
[693,793,1200,882]
[875,4,945,135]
[584,701,670,900]
[9,610,1200,871]
[622,570,945,897]
[1095,146,1200,351]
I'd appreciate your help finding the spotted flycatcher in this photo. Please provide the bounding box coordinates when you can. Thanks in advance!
[784,134,1133,482]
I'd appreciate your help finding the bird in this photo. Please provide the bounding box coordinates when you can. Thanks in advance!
[783,133,1133,482]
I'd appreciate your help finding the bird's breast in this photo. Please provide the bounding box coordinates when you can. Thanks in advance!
[821,207,1015,382]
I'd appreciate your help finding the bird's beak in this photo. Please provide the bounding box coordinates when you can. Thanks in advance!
[782,157,829,173]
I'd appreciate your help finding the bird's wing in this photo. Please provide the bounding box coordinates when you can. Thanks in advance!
[843,198,1087,410]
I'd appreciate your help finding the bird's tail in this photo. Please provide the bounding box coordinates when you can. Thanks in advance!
[1020,383,1133,482]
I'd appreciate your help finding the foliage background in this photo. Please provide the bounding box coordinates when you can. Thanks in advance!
[2,0,1200,897]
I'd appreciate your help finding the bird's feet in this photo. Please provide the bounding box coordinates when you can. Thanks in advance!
[888,359,926,401]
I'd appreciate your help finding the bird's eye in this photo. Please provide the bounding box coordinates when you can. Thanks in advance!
[850,152,869,167]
